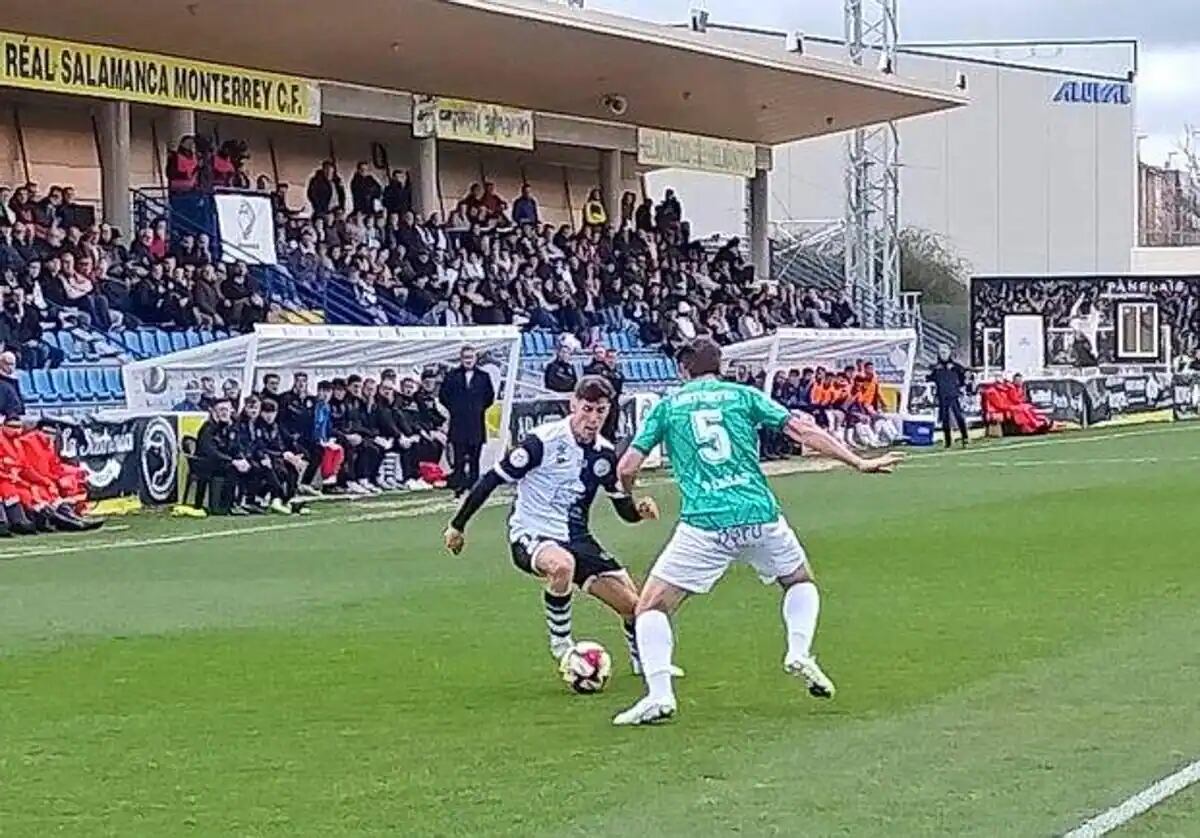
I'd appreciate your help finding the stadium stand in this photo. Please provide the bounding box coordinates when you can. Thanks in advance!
[2,135,875,411]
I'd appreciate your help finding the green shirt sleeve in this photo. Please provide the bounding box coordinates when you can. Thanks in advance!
[631,398,668,454]
[746,385,791,430]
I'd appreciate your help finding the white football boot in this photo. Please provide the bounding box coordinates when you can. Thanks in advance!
[784,655,836,699]
[612,694,677,726]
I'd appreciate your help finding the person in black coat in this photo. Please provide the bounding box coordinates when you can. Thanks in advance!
[350,161,383,216]
[582,345,624,441]
[438,346,495,495]
[927,346,969,448]
[194,399,251,508]
[306,160,344,218]
[543,343,578,394]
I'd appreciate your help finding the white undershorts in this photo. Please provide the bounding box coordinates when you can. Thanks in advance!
[649,516,809,594]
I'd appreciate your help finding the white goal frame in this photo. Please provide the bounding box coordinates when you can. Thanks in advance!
[122,323,524,449]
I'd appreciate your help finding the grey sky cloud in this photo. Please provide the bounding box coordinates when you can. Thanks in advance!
[589,0,1198,165]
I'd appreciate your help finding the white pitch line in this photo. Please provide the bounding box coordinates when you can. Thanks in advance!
[0,496,461,561]
[907,454,1200,469]
[935,422,1196,459]
[1063,758,1200,837]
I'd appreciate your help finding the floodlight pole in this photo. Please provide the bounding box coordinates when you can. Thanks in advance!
[844,0,901,328]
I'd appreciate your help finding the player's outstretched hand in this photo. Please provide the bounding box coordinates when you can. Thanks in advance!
[857,452,905,474]
[636,496,660,521]
[443,526,465,555]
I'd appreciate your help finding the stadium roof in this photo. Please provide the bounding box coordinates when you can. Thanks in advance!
[0,0,967,145]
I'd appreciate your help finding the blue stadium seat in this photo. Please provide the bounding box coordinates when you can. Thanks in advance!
[15,370,34,403]
[68,368,96,401]
[196,328,215,345]
[170,331,189,353]
[125,330,150,357]
[50,368,76,402]
[103,368,125,399]
[28,369,54,404]
[57,331,86,364]
[153,330,174,357]
[40,331,62,357]
[184,329,203,349]
[87,367,115,401]
[79,335,101,363]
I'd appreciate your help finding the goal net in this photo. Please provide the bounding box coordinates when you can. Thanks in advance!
[121,323,524,466]
[722,327,920,413]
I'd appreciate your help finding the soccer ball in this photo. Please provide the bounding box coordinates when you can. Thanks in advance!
[558,641,612,694]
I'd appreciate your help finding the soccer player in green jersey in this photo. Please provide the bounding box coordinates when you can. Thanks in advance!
[613,337,903,726]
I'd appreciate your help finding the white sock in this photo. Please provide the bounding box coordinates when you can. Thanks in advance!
[635,610,676,702]
[783,582,820,661]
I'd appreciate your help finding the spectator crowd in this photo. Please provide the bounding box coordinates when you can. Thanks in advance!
[270,156,861,356]
[3,131,862,374]
[0,174,273,372]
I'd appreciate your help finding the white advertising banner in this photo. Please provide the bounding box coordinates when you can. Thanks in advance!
[214,193,278,265]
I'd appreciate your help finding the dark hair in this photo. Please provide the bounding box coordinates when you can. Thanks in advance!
[347,374,362,386]
[574,375,615,403]
[678,337,722,378]
[317,380,333,391]
[331,378,347,388]
[260,398,278,412]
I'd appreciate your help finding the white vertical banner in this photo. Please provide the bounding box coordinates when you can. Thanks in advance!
[1003,314,1045,375]
[214,193,278,265]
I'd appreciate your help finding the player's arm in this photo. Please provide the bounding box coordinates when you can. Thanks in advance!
[602,453,658,523]
[746,384,900,474]
[444,436,544,554]
[617,399,667,494]
[783,413,902,473]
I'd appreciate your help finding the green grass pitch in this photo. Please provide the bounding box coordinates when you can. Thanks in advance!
[2,424,1199,836]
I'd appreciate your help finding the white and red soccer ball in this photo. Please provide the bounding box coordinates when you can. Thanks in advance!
[558,640,612,694]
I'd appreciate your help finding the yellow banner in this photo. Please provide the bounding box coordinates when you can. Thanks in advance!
[637,128,756,178]
[0,31,321,124]
[412,94,534,150]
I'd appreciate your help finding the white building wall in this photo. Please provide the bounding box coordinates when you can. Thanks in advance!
[646,37,1135,277]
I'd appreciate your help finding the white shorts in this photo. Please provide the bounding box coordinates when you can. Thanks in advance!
[649,517,809,594]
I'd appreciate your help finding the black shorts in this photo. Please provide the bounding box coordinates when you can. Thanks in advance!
[510,534,625,588]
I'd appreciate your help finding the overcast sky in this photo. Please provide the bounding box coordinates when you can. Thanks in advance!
[589,0,1200,167]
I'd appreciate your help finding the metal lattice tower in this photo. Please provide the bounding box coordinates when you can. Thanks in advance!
[844,0,901,327]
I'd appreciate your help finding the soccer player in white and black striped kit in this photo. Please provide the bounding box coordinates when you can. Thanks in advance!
[444,377,671,675]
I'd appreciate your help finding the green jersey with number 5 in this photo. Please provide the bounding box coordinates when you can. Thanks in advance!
[631,378,791,531]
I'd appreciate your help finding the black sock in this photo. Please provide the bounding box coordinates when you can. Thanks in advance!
[543,590,573,651]
[624,619,639,668]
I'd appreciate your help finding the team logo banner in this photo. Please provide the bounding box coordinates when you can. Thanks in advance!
[44,415,179,505]
[0,30,321,124]
[215,194,278,265]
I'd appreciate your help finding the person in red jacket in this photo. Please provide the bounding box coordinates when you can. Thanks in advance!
[0,418,101,535]
[166,136,200,193]
[982,376,1051,436]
